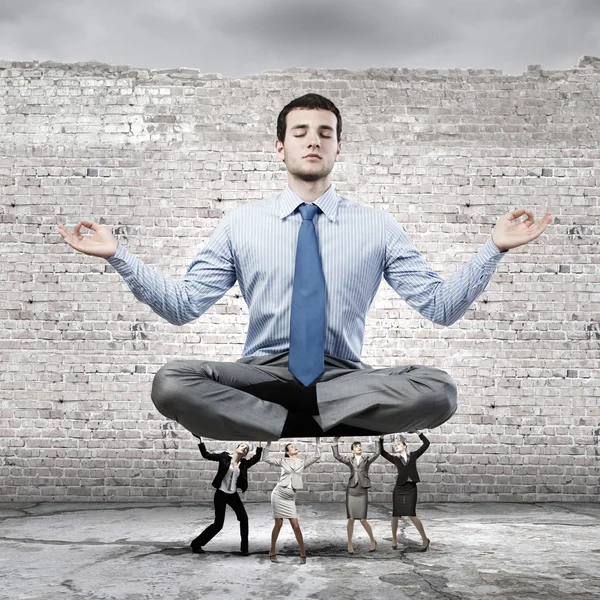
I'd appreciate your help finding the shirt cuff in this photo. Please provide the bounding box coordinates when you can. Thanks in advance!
[105,243,135,273]
[477,238,507,265]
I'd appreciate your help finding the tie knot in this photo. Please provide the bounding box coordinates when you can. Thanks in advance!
[298,203,319,221]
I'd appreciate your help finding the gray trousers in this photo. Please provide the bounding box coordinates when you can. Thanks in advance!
[151,352,457,441]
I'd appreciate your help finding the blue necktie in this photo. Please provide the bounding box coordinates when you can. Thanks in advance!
[288,203,326,386]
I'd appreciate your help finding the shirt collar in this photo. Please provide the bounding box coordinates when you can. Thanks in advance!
[277,185,339,223]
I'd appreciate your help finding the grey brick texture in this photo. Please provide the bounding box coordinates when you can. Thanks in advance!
[1,58,599,502]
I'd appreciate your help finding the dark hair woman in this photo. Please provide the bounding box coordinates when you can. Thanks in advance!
[332,437,380,554]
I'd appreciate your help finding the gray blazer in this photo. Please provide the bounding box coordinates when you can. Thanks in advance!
[263,442,321,490]
[332,441,380,489]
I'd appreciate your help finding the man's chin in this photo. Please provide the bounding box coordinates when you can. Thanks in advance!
[293,169,332,183]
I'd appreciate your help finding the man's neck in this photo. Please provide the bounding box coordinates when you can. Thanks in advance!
[287,175,332,203]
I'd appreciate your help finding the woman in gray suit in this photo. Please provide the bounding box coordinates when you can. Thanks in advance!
[332,437,380,554]
[263,438,321,564]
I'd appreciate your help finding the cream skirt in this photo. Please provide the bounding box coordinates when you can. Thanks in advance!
[271,484,298,519]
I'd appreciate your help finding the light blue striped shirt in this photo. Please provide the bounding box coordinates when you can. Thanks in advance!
[106,185,505,362]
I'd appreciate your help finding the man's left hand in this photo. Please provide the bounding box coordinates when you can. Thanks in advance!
[491,209,552,252]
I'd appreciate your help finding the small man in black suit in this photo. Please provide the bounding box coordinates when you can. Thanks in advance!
[190,436,263,555]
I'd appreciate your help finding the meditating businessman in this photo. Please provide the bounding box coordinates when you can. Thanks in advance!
[59,93,551,441]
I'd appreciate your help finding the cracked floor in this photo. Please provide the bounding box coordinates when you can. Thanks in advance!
[0,502,599,600]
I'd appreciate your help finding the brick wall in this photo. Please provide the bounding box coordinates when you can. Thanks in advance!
[1,57,599,502]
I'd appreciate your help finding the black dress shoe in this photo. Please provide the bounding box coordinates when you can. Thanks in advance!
[190,544,205,554]
[240,549,250,556]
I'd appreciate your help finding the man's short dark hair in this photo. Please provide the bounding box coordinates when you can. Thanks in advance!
[351,441,362,451]
[277,93,342,143]
[284,442,293,457]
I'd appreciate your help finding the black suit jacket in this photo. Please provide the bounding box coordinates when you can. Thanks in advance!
[379,434,430,485]
[199,443,263,493]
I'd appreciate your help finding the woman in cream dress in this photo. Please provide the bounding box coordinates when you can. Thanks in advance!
[263,438,321,564]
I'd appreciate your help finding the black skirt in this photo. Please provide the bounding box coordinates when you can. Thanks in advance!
[392,481,417,517]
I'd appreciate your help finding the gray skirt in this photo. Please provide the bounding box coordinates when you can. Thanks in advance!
[271,484,298,519]
[346,484,368,520]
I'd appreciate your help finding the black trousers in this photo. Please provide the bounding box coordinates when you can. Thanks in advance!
[192,490,249,551]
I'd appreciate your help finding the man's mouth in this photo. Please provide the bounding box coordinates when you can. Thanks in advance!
[303,154,321,159]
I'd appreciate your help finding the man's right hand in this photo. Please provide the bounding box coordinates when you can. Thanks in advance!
[58,220,118,259]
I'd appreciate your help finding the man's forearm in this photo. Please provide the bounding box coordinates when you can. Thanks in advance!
[106,244,232,325]
[386,238,506,327]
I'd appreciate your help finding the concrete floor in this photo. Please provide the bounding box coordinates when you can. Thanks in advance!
[0,501,598,600]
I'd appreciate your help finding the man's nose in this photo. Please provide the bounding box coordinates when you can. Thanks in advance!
[307,133,321,147]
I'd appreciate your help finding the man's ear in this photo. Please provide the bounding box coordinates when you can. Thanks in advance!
[275,139,285,161]
[336,141,342,160]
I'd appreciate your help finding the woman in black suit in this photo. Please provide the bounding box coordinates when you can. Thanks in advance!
[379,431,430,551]
[190,436,262,555]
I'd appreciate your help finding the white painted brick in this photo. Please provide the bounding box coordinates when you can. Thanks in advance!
[0,60,599,502]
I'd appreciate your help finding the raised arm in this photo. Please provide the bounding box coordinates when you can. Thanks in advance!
[58,214,237,326]
[303,438,322,469]
[198,442,222,462]
[379,436,397,464]
[382,209,550,327]
[261,441,282,467]
[366,443,381,465]
[331,437,351,466]
[411,432,431,460]
[245,445,263,469]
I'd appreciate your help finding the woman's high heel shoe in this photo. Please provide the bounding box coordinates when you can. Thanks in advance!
[269,553,278,563]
